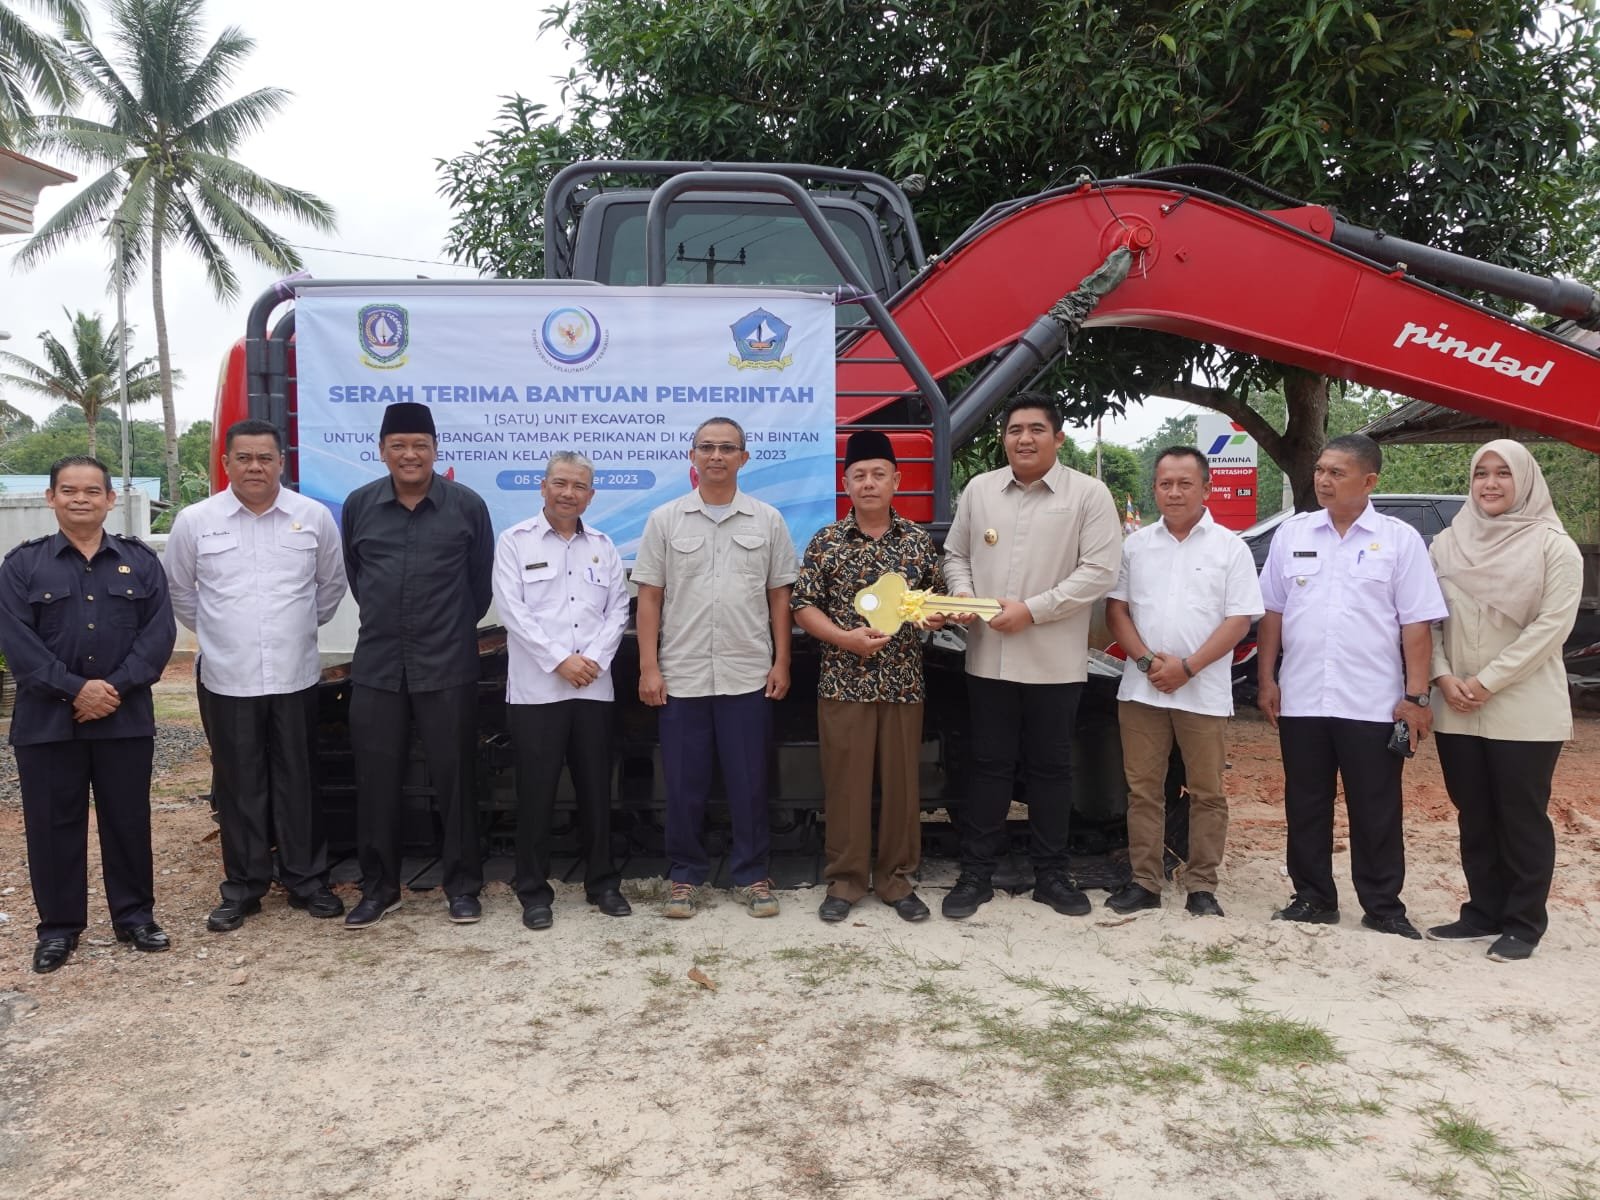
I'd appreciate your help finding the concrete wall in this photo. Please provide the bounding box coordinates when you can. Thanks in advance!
[0,492,151,549]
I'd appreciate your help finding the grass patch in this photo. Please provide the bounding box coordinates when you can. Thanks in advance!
[1210,1012,1341,1083]
[644,967,674,988]
[635,939,678,958]
[772,943,878,988]
[1391,1166,1467,1199]
[1428,1105,1506,1159]
[1402,1035,1476,1074]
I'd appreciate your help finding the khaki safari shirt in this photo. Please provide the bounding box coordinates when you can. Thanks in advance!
[943,460,1122,684]
[792,509,943,704]
[632,488,798,698]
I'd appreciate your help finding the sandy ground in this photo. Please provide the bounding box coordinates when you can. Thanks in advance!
[2,666,1599,1200]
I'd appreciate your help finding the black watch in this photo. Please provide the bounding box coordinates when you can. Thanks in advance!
[1134,653,1154,673]
[1404,690,1431,708]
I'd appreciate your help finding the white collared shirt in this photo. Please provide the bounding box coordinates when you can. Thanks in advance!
[165,486,347,697]
[1259,503,1447,722]
[1109,509,1264,716]
[492,513,628,704]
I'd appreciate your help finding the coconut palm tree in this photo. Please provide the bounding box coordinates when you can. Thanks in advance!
[0,308,164,457]
[15,0,335,499]
[0,0,86,149]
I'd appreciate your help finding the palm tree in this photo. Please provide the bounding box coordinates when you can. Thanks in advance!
[0,308,163,457]
[15,0,335,500]
[0,0,86,149]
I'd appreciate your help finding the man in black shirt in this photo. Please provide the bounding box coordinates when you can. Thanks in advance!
[340,403,495,928]
[0,456,177,972]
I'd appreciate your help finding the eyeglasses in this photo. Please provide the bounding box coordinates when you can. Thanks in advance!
[693,442,744,455]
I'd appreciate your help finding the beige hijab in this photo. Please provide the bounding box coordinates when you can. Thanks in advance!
[1431,438,1566,627]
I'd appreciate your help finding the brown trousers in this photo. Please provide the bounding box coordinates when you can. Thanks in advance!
[818,698,923,903]
[1118,700,1229,895]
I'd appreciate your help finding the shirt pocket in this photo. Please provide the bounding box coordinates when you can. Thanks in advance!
[670,535,710,576]
[105,577,149,629]
[1279,556,1322,601]
[29,585,70,636]
[1186,564,1228,607]
[274,524,320,572]
[729,533,768,577]
[1351,553,1394,586]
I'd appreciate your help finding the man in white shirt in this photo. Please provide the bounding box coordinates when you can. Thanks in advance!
[1104,447,1263,917]
[492,451,631,931]
[1257,434,1448,938]
[165,419,348,933]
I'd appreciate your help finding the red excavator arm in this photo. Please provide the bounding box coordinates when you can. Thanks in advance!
[839,182,1600,451]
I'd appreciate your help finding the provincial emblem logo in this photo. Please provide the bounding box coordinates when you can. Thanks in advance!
[728,308,793,370]
[535,306,606,370]
[358,304,409,370]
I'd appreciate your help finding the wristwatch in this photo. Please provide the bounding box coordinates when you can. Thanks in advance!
[1404,690,1431,707]
[1134,653,1154,673]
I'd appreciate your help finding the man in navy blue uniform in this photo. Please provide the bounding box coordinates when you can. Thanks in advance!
[0,456,177,973]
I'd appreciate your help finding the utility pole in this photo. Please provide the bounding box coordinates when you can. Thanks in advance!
[113,216,133,535]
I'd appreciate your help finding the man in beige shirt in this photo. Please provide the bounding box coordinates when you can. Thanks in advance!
[943,393,1123,919]
[634,417,798,920]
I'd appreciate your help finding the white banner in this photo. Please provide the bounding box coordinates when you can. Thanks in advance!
[293,284,839,560]
[1194,413,1258,467]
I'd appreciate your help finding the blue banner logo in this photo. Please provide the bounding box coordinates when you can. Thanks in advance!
[358,304,409,369]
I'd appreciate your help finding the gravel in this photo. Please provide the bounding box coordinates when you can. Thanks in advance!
[0,723,212,811]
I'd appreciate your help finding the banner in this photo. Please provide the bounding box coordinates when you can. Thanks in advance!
[293,284,839,560]
[1194,413,1260,531]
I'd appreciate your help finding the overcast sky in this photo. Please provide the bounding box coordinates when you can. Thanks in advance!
[1,0,1187,446]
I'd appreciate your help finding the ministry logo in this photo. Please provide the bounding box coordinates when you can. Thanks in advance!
[728,308,793,370]
[358,304,409,370]
[535,306,607,371]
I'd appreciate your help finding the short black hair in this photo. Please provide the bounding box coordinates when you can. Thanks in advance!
[1154,445,1210,483]
[1000,392,1063,434]
[692,416,747,449]
[49,454,113,491]
[225,419,284,452]
[1323,432,1382,475]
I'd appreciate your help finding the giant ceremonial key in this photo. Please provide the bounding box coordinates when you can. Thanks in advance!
[852,572,1004,634]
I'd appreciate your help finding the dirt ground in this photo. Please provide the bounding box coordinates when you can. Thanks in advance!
[2,664,1599,1200]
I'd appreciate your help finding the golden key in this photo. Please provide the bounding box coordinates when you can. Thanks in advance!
[852,572,1004,634]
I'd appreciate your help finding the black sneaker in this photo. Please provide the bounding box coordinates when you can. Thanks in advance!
[1424,919,1498,943]
[1272,896,1340,925]
[1185,891,1225,917]
[1105,883,1162,914]
[1033,874,1092,916]
[1487,934,1535,962]
[343,895,401,930]
[287,887,345,919]
[1361,913,1422,940]
[206,897,262,933]
[941,874,994,920]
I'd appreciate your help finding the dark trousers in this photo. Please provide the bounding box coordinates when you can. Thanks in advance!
[197,675,327,903]
[660,689,771,887]
[349,680,482,902]
[1436,733,1562,944]
[1278,716,1406,919]
[961,676,1082,879]
[509,699,618,905]
[17,737,156,940]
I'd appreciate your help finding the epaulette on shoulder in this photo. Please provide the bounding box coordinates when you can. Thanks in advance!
[113,532,157,553]
[4,534,50,559]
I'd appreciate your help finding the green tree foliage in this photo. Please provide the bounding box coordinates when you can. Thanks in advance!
[14,0,335,501]
[0,309,163,457]
[440,1,1600,506]
[0,0,84,148]
[0,402,166,477]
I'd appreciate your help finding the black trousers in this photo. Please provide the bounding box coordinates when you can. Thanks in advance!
[509,699,617,905]
[197,674,327,903]
[1278,716,1406,919]
[349,680,482,902]
[1436,733,1562,944]
[17,737,156,940]
[961,676,1082,879]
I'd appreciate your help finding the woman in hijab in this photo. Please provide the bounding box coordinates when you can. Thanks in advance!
[1426,439,1583,962]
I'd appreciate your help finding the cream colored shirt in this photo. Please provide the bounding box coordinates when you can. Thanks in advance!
[1429,529,1582,742]
[943,460,1122,684]
[632,489,798,698]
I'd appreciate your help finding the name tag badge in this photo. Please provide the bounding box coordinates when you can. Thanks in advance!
[1292,550,1317,558]
[525,561,548,571]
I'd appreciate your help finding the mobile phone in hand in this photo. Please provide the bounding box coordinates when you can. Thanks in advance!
[1387,719,1414,758]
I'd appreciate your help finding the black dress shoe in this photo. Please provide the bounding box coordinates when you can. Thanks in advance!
[288,887,346,919]
[32,935,77,974]
[586,889,632,918]
[941,874,994,920]
[113,922,170,952]
[890,892,931,923]
[1034,874,1092,916]
[1361,913,1422,940]
[1185,891,1225,917]
[1105,882,1162,914]
[1424,919,1498,942]
[818,896,853,923]
[522,903,553,931]
[448,894,482,924]
[206,898,262,933]
[1272,896,1340,925]
[343,895,401,929]
[1487,934,1535,962]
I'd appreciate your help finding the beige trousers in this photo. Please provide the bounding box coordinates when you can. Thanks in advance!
[818,699,923,903]
[1118,700,1229,895]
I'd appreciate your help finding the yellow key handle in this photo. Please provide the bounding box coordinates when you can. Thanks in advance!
[851,572,1004,634]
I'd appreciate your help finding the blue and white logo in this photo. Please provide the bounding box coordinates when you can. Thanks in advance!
[728,308,793,370]
[358,304,409,369]
[537,306,606,369]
